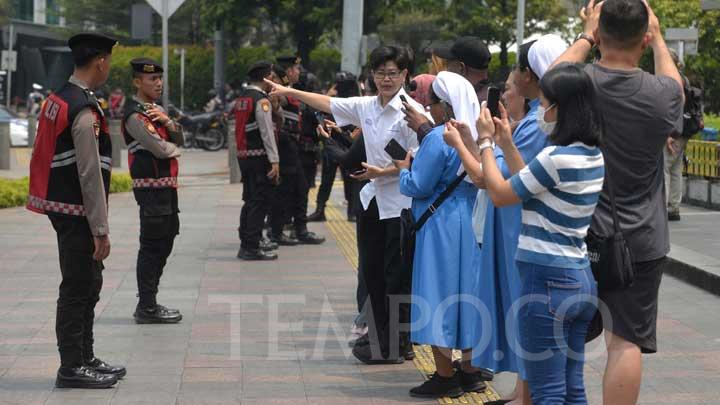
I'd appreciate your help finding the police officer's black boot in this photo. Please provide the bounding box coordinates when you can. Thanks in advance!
[86,357,127,379]
[296,231,325,245]
[269,232,300,246]
[55,365,118,389]
[134,303,183,324]
[237,247,278,261]
[307,205,326,222]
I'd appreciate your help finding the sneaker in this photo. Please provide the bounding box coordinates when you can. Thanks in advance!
[269,233,300,246]
[351,343,404,365]
[452,360,494,381]
[457,369,487,393]
[409,372,464,399]
[307,209,326,222]
[348,324,368,347]
[259,238,279,251]
[296,231,325,245]
[668,211,681,221]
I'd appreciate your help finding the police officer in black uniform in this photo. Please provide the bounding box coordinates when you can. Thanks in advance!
[235,61,281,260]
[27,32,125,389]
[296,70,322,189]
[268,56,324,246]
[122,58,184,324]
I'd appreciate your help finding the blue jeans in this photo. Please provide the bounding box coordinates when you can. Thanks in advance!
[517,261,597,405]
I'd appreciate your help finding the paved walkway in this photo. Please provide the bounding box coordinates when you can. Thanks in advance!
[0,151,719,404]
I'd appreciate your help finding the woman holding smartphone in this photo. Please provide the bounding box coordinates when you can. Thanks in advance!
[445,62,604,404]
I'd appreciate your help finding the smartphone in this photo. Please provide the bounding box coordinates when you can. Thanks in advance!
[351,169,367,176]
[487,86,501,118]
[385,138,408,161]
[399,94,408,104]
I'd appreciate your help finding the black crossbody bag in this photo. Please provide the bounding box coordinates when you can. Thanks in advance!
[400,172,467,270]
[585,166,635,291]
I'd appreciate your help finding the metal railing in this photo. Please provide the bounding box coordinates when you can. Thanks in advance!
[684,140,720,178]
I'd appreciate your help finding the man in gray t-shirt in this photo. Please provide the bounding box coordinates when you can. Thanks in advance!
[551,1,684,404]
[586,63,683,261]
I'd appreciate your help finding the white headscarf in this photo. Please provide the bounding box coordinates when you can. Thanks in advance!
[432,71,481,178]
[528,34,569,80]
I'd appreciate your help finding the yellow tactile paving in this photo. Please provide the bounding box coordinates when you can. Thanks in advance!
[311,184,502,404]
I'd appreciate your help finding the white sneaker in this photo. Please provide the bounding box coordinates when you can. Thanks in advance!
[348,324,368,346]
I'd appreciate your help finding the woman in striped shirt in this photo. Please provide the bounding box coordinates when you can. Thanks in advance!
[444,63,604,405]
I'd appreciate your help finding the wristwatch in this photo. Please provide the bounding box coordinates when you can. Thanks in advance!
[478,139,494,153]
[575,33,595,48]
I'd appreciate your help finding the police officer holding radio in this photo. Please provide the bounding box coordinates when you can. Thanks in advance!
[122,58,184,324]
[27,32,125,388]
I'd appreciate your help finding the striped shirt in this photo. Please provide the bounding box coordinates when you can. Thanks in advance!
[510,142,605,269]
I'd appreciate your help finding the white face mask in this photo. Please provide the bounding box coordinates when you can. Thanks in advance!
[536,104,557,135]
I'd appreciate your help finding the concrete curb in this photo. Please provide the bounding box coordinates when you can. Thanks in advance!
[666,244,720,296]
[665,257,720,296]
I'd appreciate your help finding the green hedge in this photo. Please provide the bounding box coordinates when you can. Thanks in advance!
[0,173,133,209]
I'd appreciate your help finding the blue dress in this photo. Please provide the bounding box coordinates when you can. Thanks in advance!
[471,99,548,378]
[399,127,480,349]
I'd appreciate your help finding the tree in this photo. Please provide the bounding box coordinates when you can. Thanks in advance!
[448,0,573,71]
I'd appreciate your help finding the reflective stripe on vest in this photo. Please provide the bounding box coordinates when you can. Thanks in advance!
[245,122,259,132]
[132,176,178,188]
[236,149,267,158]
[27,195,85,216]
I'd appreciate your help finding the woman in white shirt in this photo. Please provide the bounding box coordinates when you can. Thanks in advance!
[266,46,426,364]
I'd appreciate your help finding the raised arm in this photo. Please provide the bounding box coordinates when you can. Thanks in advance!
[644,0,684,99]
[551,0,603,68]
[265,79,332,113]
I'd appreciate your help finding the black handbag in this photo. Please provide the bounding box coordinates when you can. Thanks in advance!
[585,166,635,292]
[400,172,467,270]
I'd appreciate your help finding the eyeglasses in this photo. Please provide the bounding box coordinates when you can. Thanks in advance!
[373,70,403,80]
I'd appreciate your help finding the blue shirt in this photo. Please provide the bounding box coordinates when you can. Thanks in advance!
[510,143,605,269]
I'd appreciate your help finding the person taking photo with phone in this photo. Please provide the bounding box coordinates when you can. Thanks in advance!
[393,71,487,399]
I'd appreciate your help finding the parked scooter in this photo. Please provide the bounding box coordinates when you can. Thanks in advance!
[168,105,227,151]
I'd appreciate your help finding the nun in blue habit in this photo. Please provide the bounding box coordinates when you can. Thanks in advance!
[395,71,487,398]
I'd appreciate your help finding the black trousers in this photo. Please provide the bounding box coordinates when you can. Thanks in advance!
[356,198,411,354]
[270,169,309,236]
[137,209,179,308]
[238,158,274,250]
[50,215,104,368]
[317,152,353,212]
[300,151,318,189]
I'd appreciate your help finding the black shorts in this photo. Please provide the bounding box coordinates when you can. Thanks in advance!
[586,257,666,353]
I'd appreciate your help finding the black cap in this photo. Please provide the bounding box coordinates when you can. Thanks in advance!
[68,32,117,54]
[434,36,491,70]
[276,55,301,68]
[130,57,163,74]
[247,61,273,80]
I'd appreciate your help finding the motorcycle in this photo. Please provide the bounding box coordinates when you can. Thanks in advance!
[168,105,227,151]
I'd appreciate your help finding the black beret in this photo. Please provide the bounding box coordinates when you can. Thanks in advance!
[130,57,163,74]
[247,60,273,77]
[276,55,301,68]
[68,32,117,54]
